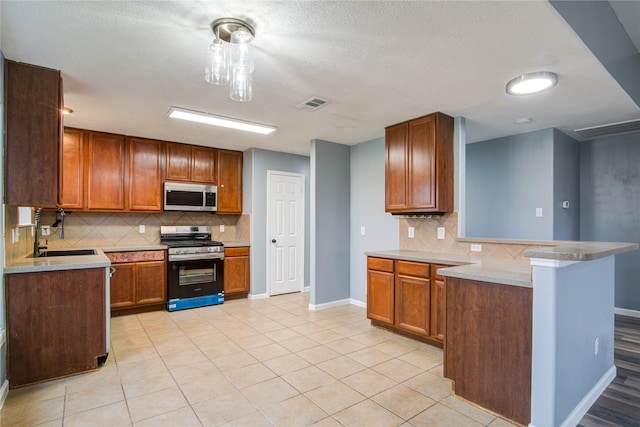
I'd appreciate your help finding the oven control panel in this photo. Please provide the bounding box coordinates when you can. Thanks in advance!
[168,246,223,256]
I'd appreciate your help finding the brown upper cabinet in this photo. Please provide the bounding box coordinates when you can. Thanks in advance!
[385,112,454,214]
[216,149,243,214]
[128,137,164,211]
[60,129,164,212]
[5,60,62,207]
[166,142,217,184]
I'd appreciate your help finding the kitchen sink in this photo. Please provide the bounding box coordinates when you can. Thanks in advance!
[38,249,97,257]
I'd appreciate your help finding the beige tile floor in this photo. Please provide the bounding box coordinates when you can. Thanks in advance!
[0,292,518,426]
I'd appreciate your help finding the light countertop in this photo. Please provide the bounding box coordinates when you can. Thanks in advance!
[5,249,111,274]
[524,241,638,261]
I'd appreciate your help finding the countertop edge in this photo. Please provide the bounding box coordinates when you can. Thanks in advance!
[524,242,639,261]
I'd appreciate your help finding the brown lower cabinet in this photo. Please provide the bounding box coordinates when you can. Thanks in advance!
[107,250,166,312]
[444,276,532,426]
[224,246,250,298]
[6,268,107,388]
[366,256,450,346]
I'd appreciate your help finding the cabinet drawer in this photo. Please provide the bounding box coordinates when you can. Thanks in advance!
[106,250,165,263]
[367,257,394,273]
[225,246,249,257]
[397,260,430,278]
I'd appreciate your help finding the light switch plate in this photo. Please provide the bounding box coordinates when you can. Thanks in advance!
[220,225,225,232]
[536,208,543,217]
[471,244,482,252]
[360,226,365,236]
[437,227,445,240]
[139,225,145,233]
[41,226,51,236]
[408,227,415,238]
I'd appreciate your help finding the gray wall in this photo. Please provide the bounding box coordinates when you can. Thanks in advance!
[310,139,350,306]
[349,137,398,304]
[466,129,554,239]
[244,148,310,296]
[580,133,640,311]
[552,129,580,241]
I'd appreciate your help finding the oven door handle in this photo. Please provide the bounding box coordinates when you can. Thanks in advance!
[168,253,224,262]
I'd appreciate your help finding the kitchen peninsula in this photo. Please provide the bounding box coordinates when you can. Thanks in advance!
[367,240,637,427]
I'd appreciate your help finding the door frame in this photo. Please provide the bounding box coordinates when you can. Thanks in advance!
[266,170,305,297]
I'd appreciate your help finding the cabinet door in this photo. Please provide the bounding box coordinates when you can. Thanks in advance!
[5,60,61,207]
[109,263,136,309]
[166,142,191,181]
[59,128,85,209]
[85,131,126,210]
[395,274,430,336]
[224,247,250,295]
[385,122,408,211]
[128,137,163,211]
[430,264,447,342]
[191,146,217,183]
[217,150,243,214]
[136,260,166,305]
[408,115,436,209]
[367,269,395,325]
[395,260,430,336]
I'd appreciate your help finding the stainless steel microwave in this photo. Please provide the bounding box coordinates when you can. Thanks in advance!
[164,182,217,212]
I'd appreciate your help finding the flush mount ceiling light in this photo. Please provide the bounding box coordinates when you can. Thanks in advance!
[167,107,276,135]
[205,17,256,102]
[506,71,558,95]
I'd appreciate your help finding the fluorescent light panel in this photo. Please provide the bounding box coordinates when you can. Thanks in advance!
[168,107,276,135]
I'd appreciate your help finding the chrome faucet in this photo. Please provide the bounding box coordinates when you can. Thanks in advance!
[33,207,48,256]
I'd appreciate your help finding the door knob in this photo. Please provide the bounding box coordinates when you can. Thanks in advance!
[271,239,277,243]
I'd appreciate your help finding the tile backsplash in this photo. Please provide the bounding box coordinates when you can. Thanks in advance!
[399,212,551,260]
[4,207,250,264]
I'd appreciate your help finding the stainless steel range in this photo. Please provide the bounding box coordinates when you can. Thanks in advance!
[160,226,224,311]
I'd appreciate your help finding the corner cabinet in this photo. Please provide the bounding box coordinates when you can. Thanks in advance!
[385,112,454,214]
[367,256,451,346]
[224,246,250,299]
[5,60,62,207]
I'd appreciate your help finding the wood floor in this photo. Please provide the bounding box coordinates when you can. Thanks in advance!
[579,315,640,427]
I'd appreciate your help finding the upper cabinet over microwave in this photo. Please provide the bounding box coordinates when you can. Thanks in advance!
[385,112,454,214]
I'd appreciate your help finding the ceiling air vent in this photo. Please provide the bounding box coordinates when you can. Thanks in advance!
[297,97,329,112]
[575,119,640,140]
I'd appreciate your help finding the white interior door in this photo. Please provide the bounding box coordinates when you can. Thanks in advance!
[268,171,304,296]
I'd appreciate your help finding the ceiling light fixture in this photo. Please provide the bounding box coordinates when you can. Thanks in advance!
[506,71,558,95]
[206,18,255,102]
[167,107,276,135]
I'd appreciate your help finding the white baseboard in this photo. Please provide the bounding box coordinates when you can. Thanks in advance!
[309,298,350,311]
[615,307,640,318]
[302,286,310,293]
[349,298,366,308]
[559,365,616,427]
[248,293,268,300]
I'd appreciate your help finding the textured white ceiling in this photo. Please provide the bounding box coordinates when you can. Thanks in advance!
[2,1,639,156]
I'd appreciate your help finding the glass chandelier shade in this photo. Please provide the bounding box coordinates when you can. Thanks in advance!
[207,18,255,102]
[205,38,229,85]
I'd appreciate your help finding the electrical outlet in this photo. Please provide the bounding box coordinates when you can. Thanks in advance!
[41,226,51,236]
[360,226,366,236]
[220,225,225,232]
[536,207,543,217]
[139,225,145,233]
[408,227,415,239]
[471,244,482,252]
[437,227,445,240]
